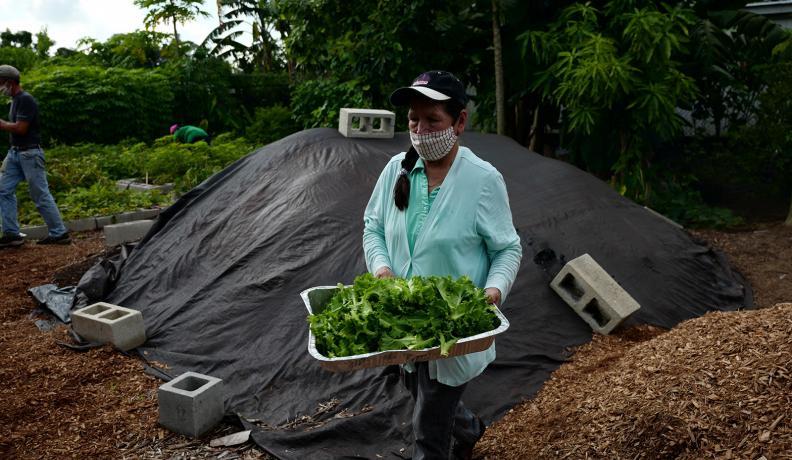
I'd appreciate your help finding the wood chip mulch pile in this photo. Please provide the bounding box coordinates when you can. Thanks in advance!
[476,303,792,459]
[1,224,790,459]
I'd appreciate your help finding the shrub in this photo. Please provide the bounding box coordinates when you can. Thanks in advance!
[291,77,370,128]
[24,65,173,145]
[245,105,300,146]
[232,72,291,111]
[646,171,743,229]
[159,56,235,133]
[0,46,38,72]
[140,134,254,192]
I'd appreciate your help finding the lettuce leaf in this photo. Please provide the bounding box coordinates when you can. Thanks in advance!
[308,274,498,358]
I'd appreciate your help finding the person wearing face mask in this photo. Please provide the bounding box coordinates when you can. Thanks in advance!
[0,64,70,248]
[362,70,522,459]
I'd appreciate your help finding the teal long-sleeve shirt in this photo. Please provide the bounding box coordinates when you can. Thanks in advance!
[363,146,522,386]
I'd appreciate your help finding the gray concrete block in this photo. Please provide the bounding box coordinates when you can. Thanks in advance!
[338,108,395,138]
[95,215,115,228]
[66,217,97,233]
[116,179,173,193]
[550,253,641,334]
[113,211,139,224]
[158,372,224,438]
[132,208,162,220]
[19,225,48,240]
[104,220,154,246]
[71,302,146,351]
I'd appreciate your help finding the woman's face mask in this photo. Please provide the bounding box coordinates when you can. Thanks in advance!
[409,126,458,162]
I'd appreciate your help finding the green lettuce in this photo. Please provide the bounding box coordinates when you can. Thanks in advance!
[307,274,499,358]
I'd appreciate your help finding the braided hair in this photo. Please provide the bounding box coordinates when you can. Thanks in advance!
[392,99,465,211]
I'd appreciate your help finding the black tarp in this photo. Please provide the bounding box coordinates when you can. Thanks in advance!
[76,128,751,459]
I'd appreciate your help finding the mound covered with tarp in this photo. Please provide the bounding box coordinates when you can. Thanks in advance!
[76,128,751,459]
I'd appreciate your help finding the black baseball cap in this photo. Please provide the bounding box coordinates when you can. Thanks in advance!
[390,70,469,107]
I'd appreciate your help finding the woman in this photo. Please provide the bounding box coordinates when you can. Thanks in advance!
[362,70,522,459]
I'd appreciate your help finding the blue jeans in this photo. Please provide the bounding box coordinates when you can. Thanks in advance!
[403,362,484,460]
[0,147,67,237]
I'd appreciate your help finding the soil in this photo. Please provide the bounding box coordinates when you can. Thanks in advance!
[1,223,790,459]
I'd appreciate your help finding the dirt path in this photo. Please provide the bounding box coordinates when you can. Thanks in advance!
[1,224,790,459]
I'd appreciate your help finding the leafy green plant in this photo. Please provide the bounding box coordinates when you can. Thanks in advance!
[0,46,38,72]
[308,273,498,358]
[521,1,698,201]
[686,6,790,136]
[25,65,174,145]
[646,171,742,229]
[159,53,237,133]
[134,0,209,54]
[291,77,370,128]
[78,31,174,68]
[142,134,253,191]
[15,136,254,225]
[277,0,491,124]
[244,105,299,146]
[57,183,170,222]
[17,181,170,226]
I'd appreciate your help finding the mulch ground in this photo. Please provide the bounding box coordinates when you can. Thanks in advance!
[0,232,270,460]
[1,224,790,459]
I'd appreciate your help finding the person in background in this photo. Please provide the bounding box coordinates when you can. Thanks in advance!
[170,124,210,144]
[0,64,70,248]
[362,70,522,459]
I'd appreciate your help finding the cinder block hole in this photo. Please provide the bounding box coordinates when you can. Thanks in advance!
[372,118,382,130]
[351,116,372,131]
[83,303,111,316]
[583,298,610,328]
[98,309,131,321]
[559,274,585,301]
[174,376,210,392]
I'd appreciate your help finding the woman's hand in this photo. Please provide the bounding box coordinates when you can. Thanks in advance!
[374,266,395,279]
[485,287,501,306]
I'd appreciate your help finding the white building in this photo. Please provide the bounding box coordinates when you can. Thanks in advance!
[745,1,792,29]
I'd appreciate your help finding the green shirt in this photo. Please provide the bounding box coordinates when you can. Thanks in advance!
[173,125,208,144]
[363,147,522,386]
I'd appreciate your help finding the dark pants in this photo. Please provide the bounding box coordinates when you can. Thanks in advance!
[403,362,484,460]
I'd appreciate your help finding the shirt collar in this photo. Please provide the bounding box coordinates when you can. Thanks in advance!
[410,157,426,175]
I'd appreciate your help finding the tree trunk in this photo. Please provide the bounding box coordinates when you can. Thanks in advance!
[173,18,180,56]
[528,105,540,152]
[786,193,792,226]
[492,0,505,136]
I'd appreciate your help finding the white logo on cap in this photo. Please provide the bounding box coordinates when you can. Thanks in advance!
[413,80,429,86]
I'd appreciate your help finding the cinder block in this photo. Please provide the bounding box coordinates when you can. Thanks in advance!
[95,215,115,228]
[116,179,173,193]
[66,217,97,233]
[158,372,224,438]
[19,225,48,240]
[104,220,154,246]
[133,208,162,220]
[113,211,139,224]
[71,302,146,350]
[550,253,640,334]
[338,108,395,138]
